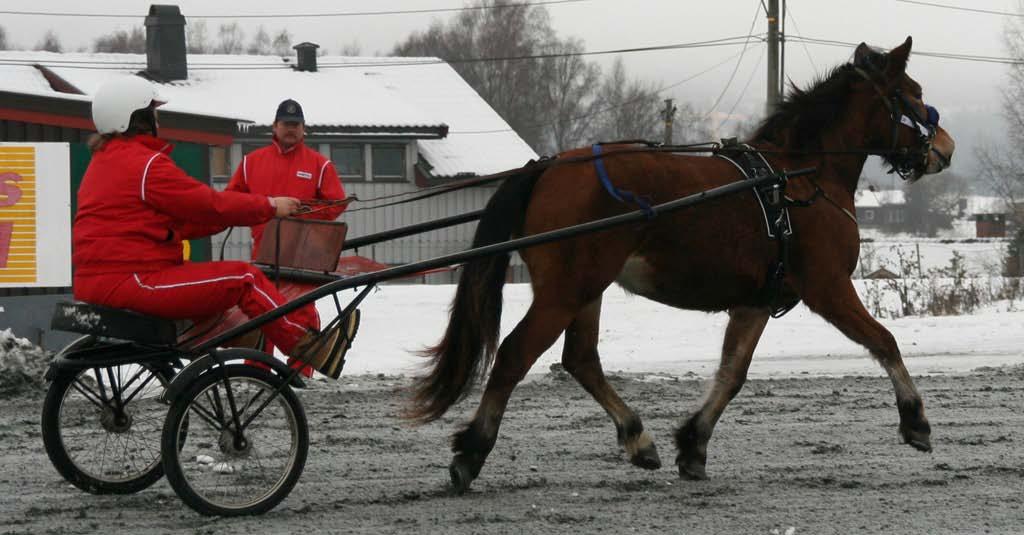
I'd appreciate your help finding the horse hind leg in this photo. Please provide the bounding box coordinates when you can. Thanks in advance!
[449,300,581,494]
[676,306,770,480]
[561,295,661,470]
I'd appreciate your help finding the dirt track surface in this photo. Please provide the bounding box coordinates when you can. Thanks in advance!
[2,366,1023,534]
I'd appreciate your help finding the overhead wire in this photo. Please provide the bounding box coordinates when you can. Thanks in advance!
[717,41,767,132]
[783,1,818,76]
[0,35,762,71]
[450,46,756,135]
[0,0,592,19]
[786,35,1024,65]
[702,1,764,121]
[891,0,1024,17]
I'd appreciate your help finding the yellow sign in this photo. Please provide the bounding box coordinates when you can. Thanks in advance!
[0,146,36,284]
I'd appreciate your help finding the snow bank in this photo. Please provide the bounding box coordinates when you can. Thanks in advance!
[0,328,51,396]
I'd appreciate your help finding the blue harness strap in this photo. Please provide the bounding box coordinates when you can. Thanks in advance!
[591,144,656,218]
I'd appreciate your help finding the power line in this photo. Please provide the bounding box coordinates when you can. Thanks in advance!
[718,42,767,131]
[450,48,752,135]
[0,35,761,71]
[703,1,764,120]
[783,2,817,76]
[892,0,1024,17]
[0,0,591,19]
[787,35,1024,65]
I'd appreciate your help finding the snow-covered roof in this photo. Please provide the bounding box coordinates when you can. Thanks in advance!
[0,51,537,176]
[961,195,1009,216]
[855,189,906,208]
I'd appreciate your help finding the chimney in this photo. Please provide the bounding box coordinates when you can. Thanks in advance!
[293,42,320,72]
[145,5,187,81]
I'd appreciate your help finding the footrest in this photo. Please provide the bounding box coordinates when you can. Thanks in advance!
[51,301,179,346]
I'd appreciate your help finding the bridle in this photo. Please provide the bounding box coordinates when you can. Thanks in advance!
[853,65,944,180]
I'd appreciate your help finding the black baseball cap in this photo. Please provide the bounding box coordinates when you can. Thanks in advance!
[275,99,305,123]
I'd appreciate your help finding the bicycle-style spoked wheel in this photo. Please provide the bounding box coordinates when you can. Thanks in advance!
[42,363,173,494]
[162,364,308,516]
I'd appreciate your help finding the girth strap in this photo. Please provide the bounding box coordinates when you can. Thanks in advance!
[717,142,800,318]
[592,144,656,218]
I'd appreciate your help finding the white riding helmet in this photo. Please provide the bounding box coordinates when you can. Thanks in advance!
[91,76,166,134]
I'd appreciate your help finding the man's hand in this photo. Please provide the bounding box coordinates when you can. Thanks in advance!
[270,196,302,217]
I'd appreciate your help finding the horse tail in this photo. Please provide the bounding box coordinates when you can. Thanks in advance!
[407,164,544,423]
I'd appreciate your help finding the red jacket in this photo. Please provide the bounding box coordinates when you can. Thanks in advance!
[73,135,276,276]
[226,138,346,251]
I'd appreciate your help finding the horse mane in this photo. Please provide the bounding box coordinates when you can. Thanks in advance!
[751,63,862,150]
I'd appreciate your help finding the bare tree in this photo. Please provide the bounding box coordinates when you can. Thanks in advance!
[975,2,1024,270]
[394,0,554,150]
[338,40,363,56]
[215,23,245,55]
[538,37,601,152]
[93,27,146,53]
[35,30,62,53]
[903,170,970,236]
[247,26,271,55]
[593,58,662,142]
[673,102,715,144]
[187,20,210,54]
[978,1,1024,224]
[272,29,292,56]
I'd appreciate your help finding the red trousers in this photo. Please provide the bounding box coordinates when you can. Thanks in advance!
[73,261,318,355]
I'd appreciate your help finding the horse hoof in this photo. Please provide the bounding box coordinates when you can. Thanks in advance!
[449,459,474,495]
[630,444,662,470]
[677,461,708,481]
[900,426,932,452]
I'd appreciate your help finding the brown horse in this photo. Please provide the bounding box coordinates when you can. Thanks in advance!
[408,37,955,493]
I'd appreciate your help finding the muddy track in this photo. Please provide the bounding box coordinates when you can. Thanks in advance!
[2,367,1023,534]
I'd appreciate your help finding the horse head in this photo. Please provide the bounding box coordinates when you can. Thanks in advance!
[853,36,955,182]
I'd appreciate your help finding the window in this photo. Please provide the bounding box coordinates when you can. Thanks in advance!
[209,146,230,182]
[331,144,365,182]
[372,145,406,182]
[862,209,875,221]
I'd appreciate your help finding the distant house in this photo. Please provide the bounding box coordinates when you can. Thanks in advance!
[855,189,906,230]
[957,196,1010,238]
[0,5,537,268]
[0,4,537,347]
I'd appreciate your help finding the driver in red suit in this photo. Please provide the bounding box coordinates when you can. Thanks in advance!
[72,76,349,378]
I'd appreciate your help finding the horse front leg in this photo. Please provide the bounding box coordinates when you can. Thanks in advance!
[803,278,931,451]
[675,306,770,480]
[449,302,579,494]
[561,295,661,470]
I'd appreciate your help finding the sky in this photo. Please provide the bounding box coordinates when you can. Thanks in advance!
[0,0,1016,179]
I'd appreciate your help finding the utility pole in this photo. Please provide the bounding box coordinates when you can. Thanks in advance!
[766,0,782,116]
[662,98,677,145]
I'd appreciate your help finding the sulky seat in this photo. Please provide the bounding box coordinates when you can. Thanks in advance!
[51,301,180,346]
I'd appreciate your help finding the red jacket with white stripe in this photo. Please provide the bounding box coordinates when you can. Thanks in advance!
[73,135,276,276]
[226,138,346,251]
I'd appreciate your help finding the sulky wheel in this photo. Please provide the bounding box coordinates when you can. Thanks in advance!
[161,364,308,516]
[42,362,176,494]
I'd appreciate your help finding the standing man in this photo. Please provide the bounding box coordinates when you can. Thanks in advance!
[226,99,357,377]
[226,99,347,251]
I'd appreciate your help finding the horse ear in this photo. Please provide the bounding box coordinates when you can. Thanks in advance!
[885,36,913,77]
[854,42,874,68]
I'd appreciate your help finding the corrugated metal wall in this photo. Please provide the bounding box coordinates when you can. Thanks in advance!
[210,181,529,284]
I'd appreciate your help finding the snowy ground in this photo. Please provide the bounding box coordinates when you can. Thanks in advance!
[316,283,1024,379]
